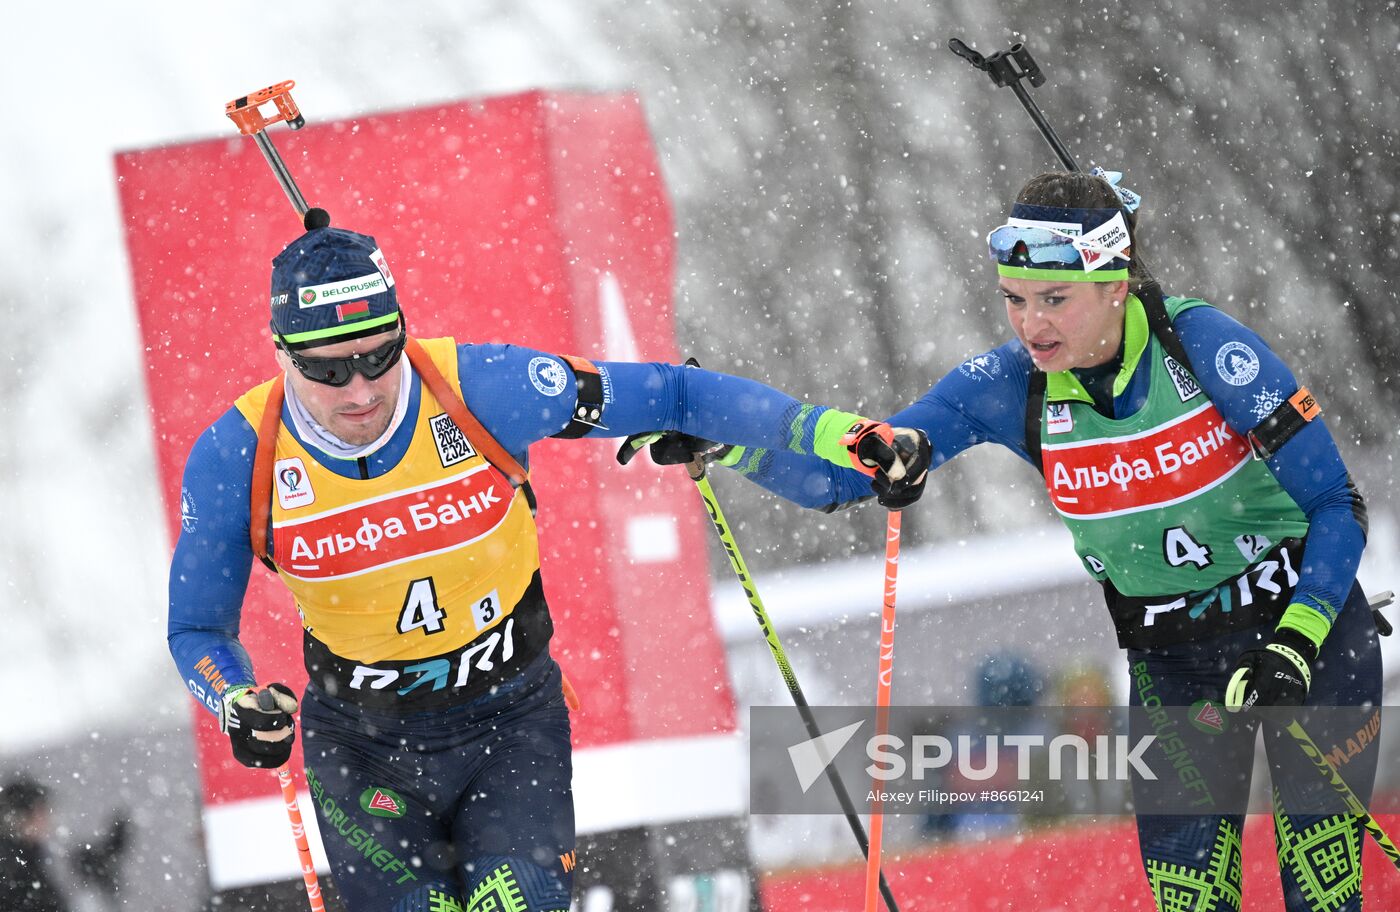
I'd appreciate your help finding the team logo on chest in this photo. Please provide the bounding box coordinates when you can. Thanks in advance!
[1041,401,1251,519]
[1046,402,1074,435]
[274,457,315,508]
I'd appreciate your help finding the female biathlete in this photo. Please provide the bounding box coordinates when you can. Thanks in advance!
[643,169,1384,911]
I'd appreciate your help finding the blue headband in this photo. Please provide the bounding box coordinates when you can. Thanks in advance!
[1007,203,1124,233]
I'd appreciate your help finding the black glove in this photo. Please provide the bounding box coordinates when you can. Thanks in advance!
[616,431,732,468]
[839,421,932,510]
[615,356,736,469]
[221,683,300,768]
[1225,628,1317,711]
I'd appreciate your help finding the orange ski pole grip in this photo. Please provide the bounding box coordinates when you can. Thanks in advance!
[223,79,312,218]
[225,80,306,136]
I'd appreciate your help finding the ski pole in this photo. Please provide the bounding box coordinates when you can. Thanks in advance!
[224,80,314,220]
[275,765,327,911]
[863,510,902,912]
[1283,718,1400,871]
[684,459,901,912]
[948,39,1078,172]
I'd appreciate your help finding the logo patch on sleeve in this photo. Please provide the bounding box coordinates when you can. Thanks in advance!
[528,357,569,397]
[1163,356,1202,402]
[958,351,1002,381]
[274,457,315,509]
[1250,387,1284,421]
[180,486,199,532]
[430,413,477,467]
[1214,341,1260,387]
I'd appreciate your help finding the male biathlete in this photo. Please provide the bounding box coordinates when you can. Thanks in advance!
[646,170,1384,911]
[167,214,859,912]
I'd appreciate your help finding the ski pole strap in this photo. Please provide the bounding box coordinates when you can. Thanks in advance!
[225,80,312,218]
[947,39,1079,173]
[250,374,286,569]
[551,355,608,439]
[404,337,528,486]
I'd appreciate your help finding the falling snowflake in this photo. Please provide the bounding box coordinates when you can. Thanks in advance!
[1251,387,1284,421]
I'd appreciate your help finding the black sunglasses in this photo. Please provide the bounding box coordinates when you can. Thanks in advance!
[284,331,407,387]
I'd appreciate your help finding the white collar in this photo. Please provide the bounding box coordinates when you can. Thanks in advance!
[283,357,412,460]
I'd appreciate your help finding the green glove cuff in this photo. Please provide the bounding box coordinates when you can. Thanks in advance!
[218,684,256,734]
[812,409,870,466]
[1278,601,1332,651]
[1225,666,1250,711]
[225,684,254,705]
[717,445,746,467]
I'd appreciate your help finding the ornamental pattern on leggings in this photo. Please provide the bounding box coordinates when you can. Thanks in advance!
[428,889,466,912]
[1145,819,1242,912]
[1273,798,1360,912]
[467,863,527,912]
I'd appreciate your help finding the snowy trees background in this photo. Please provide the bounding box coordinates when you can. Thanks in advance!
[632,0,1400,562]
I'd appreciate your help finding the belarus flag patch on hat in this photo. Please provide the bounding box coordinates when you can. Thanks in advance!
[336,300,371,322]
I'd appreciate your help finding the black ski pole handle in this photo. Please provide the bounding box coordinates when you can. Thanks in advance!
[947,38,1080,173]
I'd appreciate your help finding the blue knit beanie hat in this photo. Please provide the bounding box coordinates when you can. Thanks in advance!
[269,211,401,350]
